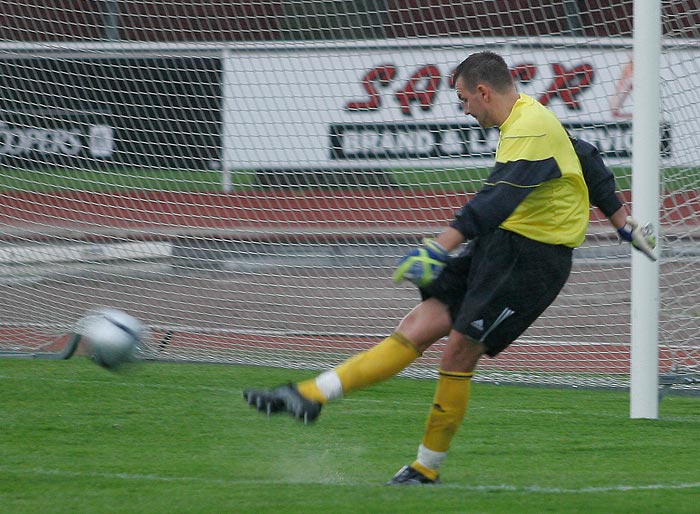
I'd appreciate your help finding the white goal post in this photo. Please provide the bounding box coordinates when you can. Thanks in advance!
[1,2,699,407]
[630,0,661,418]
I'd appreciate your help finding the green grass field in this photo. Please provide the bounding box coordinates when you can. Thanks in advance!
[0,166,639,193]
[2,164,699,193]
[1,358,698,514]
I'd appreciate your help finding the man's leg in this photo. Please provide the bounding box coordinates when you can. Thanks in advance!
[297,331,420,403]
[298,298,452,402]
[388,330,484,484]
[243,298,452,421]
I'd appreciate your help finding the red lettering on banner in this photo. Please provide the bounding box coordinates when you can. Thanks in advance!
[345,61,597,114]
[395,65,441,115]
[345,65,397,111]
[539,63,595,109]
[511,63,538,83]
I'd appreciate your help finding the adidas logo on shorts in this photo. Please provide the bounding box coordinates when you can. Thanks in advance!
[470,319,484,331]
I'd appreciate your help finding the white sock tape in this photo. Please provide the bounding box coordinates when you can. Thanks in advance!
[315,370,343,401]
[417,443,447,471]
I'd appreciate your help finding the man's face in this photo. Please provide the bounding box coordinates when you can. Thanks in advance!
[455,76,495,128]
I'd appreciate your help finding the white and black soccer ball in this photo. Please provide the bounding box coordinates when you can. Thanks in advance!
[77,308,144,370]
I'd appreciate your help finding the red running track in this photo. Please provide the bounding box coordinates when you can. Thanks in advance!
[1,190,697,233]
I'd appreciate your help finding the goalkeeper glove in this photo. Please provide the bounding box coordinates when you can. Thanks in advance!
[393,238,449,287]
[617,216,658,261]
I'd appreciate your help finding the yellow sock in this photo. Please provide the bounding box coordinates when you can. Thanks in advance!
[411,460,440,482]
[296,378,327,404]
[297,332,420,403]
[336,332,421,395]
[421,370,473,453]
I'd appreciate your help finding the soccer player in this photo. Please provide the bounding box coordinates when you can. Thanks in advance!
[243,51,656,485]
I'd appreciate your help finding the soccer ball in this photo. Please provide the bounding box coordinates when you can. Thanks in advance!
[77,308,144,370]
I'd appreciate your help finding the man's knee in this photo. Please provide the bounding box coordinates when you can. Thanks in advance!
[397,299,452,352]
[440,331,485,372]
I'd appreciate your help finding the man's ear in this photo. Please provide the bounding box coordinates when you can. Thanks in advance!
[476,84,490,100]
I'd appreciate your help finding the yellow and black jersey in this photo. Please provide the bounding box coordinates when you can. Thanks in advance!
[451,93,589,248]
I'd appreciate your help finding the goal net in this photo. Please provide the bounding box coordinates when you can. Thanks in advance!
[1,1,698,390]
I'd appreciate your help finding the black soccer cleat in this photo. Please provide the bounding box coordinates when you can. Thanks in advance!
[386,465,440,485]
[242,384,322,424]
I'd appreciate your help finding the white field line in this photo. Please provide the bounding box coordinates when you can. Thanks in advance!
[1,465,699,494]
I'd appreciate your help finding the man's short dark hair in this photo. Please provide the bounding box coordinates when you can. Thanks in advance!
[453,51,514,92]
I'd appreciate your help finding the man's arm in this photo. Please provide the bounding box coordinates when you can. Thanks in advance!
[393,157,561,288]
[572,137,658,261]
[571,137,623,217]
[434,227,466,252]
[394,142,563,287]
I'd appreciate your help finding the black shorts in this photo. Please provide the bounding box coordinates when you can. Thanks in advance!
[421,229,573,357]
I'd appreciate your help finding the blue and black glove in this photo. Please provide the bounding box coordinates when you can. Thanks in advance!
[392,238,449,287]
[617,216,658,261]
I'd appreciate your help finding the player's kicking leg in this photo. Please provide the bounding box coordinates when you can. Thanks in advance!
[242,299,451,424]
[242,331,421,424]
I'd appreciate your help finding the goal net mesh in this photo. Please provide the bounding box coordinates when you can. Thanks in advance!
[1,1,698,389]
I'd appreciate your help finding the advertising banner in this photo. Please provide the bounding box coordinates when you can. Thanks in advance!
[223,41,694,170]
[0,56,222,170]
